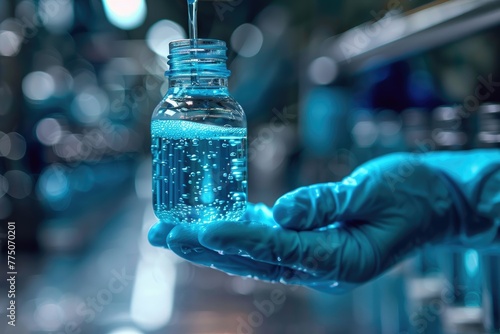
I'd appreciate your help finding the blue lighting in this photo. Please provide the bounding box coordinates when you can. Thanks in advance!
[102,0,147,30]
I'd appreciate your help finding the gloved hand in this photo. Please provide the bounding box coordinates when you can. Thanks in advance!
[149,150,500,292]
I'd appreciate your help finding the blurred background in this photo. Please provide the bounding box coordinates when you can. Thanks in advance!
[1,0,500,333]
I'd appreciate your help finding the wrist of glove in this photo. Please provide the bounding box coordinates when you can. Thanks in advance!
[419,149,500,248]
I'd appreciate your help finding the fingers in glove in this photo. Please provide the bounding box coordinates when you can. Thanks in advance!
[272,172,376,230]
[199,221,345,269]
[168,224,317,284]
[148,221,177,248]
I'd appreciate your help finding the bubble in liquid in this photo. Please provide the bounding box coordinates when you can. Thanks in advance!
[231,192,246,202]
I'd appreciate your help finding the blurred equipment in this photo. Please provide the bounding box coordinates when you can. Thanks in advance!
[328,0,500,76]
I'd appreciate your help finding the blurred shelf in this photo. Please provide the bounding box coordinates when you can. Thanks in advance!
[328,0,500,75]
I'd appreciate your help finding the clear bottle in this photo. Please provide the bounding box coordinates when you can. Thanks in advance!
[151,39,247,223]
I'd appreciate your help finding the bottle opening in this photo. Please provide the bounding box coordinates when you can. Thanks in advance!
[166,39,231,78]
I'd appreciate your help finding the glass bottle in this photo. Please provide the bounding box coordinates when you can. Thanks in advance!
[151,39,247,223]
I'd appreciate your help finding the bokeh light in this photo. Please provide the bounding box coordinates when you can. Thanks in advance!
[108,327,144,334]
[352,114,379,148]
[0,132,25,160]
[36,118,64,146]
[6,132,27,160]
[146,20,185,58]
[22,71,56,101]
[102,0,147,30]
[230,23,264,58]
[71,86,109,124]
[0,30,21,56]
[0,131,11,157]
[39,0,74,33]
[37,164,70,202]
[33,303,65,331]
[308,56,338,85]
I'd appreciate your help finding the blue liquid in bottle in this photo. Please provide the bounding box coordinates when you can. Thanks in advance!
[151,39,247,223]
[152,120,247,222]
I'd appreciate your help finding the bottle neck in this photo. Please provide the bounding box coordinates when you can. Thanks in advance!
[166,39,230,94]
[168,77,229,92]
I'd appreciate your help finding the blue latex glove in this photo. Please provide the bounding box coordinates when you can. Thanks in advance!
[149,150,500,292]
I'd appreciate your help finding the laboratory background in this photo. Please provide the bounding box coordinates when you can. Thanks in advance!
[1,0,500,333]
